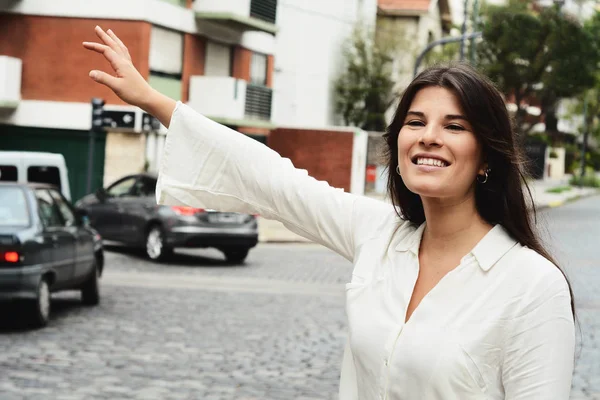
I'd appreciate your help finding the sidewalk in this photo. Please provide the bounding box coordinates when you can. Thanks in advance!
[257,176,599,243]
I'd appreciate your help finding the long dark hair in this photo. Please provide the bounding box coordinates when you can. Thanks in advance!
[383,63,575,316]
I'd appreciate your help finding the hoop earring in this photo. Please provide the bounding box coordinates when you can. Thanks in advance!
[477,169,490,184]
[396,166,401,176]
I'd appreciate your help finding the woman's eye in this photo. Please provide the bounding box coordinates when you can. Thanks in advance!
[446,124,465,131]
[406,120,425,127]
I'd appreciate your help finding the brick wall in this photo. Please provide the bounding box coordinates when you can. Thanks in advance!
[182,34,206,102]
[268,128,354,192]
[0,14,150,105]
[266,55,274,88]
[232,46,252,81]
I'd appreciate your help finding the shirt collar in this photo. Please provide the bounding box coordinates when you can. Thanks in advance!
[471,224,518,272]
[395,223,518,272]
[394,222,426,254]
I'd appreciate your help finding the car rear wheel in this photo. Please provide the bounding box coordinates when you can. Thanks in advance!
[28,277,50,328]
[223,247,250,264]
[145,225,172,262]
[81,261,100,306]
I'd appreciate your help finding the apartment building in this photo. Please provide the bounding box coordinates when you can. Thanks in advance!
[0,0,278,200]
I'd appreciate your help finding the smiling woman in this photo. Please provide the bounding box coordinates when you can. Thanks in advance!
[84,26,575,400]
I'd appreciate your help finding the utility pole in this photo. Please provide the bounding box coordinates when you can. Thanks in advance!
[88,98,105,194]
[469,0,480,64]
[580,96,589,187]
[459,0,469,61]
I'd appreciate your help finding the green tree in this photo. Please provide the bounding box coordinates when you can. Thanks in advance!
[334,25,397,131]
[476,1,599,142]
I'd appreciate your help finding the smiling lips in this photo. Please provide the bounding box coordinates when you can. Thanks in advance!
[415,157,449,168]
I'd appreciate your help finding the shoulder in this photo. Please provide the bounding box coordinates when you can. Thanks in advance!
[502,246,571,319]
[352,196,405,239]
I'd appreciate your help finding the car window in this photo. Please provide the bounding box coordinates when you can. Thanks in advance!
[132,177,157,197]
[0,187,30,226]
[48,190,76,227]
[0,165,18,182]
[28,166,62,191]
[106,177,137,197]
[35,189,63,228]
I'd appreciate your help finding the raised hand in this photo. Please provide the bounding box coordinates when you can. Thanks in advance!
[83,26,176,127]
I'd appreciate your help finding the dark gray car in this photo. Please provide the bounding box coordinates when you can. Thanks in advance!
[76,173,258,263]
[0,183,103,327]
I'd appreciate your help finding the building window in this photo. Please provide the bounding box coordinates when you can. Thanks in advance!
[149,26,183,100]
[205,41,233,77]
[250,53,268,86]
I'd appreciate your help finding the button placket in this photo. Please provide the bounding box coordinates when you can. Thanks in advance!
[379,324,404,399]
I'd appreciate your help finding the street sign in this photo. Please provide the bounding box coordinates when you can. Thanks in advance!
[101,110,136,130]
[142,113,161,132]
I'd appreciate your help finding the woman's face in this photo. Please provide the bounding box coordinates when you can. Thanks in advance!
[397,86,486,201]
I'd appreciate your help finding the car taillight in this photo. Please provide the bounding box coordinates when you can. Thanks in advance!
[171,206,205,216]
[3,251,20,263]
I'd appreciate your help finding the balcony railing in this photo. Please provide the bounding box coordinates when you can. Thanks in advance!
[245,84,272,121]
[250,0,277,24]
[194,0,278,34]
[187,77,273,127]
[188,76,247,121]
[0,56,21,109]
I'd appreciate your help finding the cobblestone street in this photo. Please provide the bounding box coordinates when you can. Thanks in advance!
[1,195,599,399]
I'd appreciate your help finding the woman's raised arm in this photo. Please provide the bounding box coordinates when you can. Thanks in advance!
[83,26,397,261]
[83,26,176,128]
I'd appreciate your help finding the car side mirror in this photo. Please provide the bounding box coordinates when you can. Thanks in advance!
[76,208,90,226]
[95,187,107,202]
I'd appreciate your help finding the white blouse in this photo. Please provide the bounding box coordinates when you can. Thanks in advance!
[156,102,575,400]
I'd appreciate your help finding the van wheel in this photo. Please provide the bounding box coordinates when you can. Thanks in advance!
[81,261,100,306]
[145,225,172,262]
[28,277,51,328]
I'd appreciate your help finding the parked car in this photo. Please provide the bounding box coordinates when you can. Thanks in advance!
[76,173,259,263]
[0,182,103,327]
[0,151,72,200]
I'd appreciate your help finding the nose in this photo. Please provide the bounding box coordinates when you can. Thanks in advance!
[419,125,443,147]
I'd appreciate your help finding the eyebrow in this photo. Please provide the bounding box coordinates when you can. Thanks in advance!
[406,111,468,121]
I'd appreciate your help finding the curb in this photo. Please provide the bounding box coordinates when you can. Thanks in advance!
[537,190,599,211]
[258,189,600,243]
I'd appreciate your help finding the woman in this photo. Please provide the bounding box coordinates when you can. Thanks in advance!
[83,26,575,399]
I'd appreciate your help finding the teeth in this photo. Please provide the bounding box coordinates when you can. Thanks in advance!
[417,158,448,167]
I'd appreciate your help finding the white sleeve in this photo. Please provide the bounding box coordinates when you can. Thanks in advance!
[156,102,395,262]
[502,277,575,399]
[339,338,359,400]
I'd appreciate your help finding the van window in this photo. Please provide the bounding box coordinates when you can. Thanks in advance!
[28,166,62,191]
[0,165,18,181]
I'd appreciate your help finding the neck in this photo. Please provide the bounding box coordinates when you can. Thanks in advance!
[420,193,492,249]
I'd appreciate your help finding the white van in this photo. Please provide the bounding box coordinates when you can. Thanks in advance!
[0,151,72,200]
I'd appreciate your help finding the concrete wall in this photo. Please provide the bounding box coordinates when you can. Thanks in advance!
[545,147,566,180]
[272,0,378,127]
[103,131,147,186]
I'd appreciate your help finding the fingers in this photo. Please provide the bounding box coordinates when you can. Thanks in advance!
[82,42,123,72]
[89,70,120,90]
[94,25,123,56]
[106,29,130,59]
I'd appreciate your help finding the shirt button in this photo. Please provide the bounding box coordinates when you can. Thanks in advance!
[384,357,388,366]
